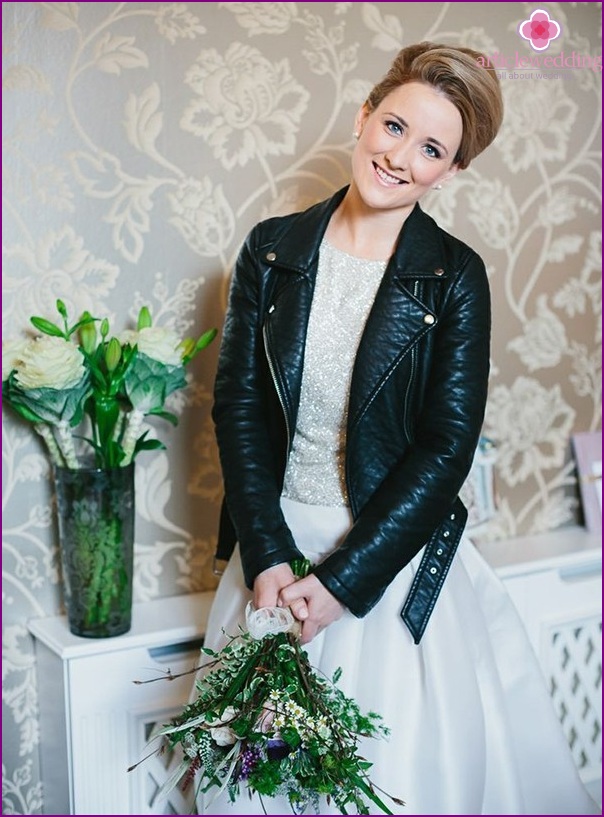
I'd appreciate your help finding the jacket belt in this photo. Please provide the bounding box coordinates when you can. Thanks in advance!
[216,494,468,645]
[400,496,468,643]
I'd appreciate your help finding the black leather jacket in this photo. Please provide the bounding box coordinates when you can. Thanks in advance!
[213,187,491,643]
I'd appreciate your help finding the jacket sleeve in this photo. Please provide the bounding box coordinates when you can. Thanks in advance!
[313,250,491,616]
[212,227,304,588]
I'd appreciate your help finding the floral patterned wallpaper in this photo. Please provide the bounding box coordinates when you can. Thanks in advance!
[2,2,601,812]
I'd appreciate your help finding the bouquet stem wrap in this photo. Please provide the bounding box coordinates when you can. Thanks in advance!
[245,601,301,640]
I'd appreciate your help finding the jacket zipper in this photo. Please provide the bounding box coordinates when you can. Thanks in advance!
[262,316,292,455]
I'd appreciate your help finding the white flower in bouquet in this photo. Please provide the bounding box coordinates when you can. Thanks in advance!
[208,706,240,747]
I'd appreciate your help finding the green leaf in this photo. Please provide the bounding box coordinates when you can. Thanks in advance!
[124,353,186,412]
[147,408,179,425]
[4,371,91,426]
[30,317,65,338]
[350,772,394,815]
[134,438,165,453]
[3,399,45,423]
[281,727,301,749]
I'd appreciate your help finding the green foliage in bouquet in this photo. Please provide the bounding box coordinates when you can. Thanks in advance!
[135,564,403,815]
[2,299,217,469]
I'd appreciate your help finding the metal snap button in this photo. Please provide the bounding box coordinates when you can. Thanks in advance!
[423,314,435,325]
[434,268,445,276]
[430,567,437,575]
[266,252,277,262]
[436,548,444,556]
[443,530,450,537]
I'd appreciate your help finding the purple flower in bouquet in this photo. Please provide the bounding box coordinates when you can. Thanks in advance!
[266,737,293,762]
[237,746,261,781]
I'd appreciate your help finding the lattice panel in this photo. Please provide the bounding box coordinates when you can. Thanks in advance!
[138,716,197,815]
[548,618,602,772]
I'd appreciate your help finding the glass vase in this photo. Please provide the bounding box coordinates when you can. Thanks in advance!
[53,463,135,638]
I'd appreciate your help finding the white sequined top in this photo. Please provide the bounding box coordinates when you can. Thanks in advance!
[281,241,387,507]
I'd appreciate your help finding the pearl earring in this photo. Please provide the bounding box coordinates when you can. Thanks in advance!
[353,131,360,140]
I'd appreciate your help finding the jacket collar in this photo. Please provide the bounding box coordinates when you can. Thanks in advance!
[267,186,452,279]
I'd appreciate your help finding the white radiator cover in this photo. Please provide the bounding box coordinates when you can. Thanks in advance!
[29,527,601,814]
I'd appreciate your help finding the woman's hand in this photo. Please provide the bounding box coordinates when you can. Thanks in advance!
[253,562,302,611]
[278,574,345,645]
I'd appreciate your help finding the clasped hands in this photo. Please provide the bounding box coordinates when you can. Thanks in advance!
[253,562,344,645]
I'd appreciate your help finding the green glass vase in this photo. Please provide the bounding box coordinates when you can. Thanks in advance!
[53,463,135,638]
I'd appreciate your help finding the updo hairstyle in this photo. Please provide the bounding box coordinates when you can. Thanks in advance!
[366,41,504,169]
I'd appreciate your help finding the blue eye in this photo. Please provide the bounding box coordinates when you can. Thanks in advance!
[386,120,403,135]
[424,144,441,159]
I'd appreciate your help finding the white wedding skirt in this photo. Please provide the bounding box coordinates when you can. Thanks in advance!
[197,498,599,815]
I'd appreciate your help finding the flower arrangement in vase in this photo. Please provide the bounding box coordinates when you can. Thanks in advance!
[3,300,216,637]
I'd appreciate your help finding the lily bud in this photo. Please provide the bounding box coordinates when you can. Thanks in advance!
[100,318,110,339]
[79,313,97,354]
[178,337,196,362]
[56,299,68,320]
[137,306,152,331]
[105,337,122,372]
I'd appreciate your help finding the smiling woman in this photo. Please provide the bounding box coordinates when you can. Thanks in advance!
[1,3,600,814]
[192,40,598,816]
[344,82,464,239]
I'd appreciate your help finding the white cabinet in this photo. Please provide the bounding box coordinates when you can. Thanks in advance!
[29,592,214,815]
[29,528,601,814]
[478,526,602,802]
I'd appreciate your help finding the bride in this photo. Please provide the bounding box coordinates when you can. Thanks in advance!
[199,41,599,815]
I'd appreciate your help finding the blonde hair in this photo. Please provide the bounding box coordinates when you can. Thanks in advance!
[366,42,504,169]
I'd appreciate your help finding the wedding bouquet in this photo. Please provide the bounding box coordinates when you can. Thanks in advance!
[2,299,217,469]
[136,564,403,815]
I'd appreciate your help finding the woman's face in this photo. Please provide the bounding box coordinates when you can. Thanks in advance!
[351,81,463,216]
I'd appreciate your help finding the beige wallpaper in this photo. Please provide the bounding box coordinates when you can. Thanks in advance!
[2,3,601,812]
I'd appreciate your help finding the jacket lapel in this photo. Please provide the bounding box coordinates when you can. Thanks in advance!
[348,205,450,429]
[262,191,345,429]
[348,271,435,430]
